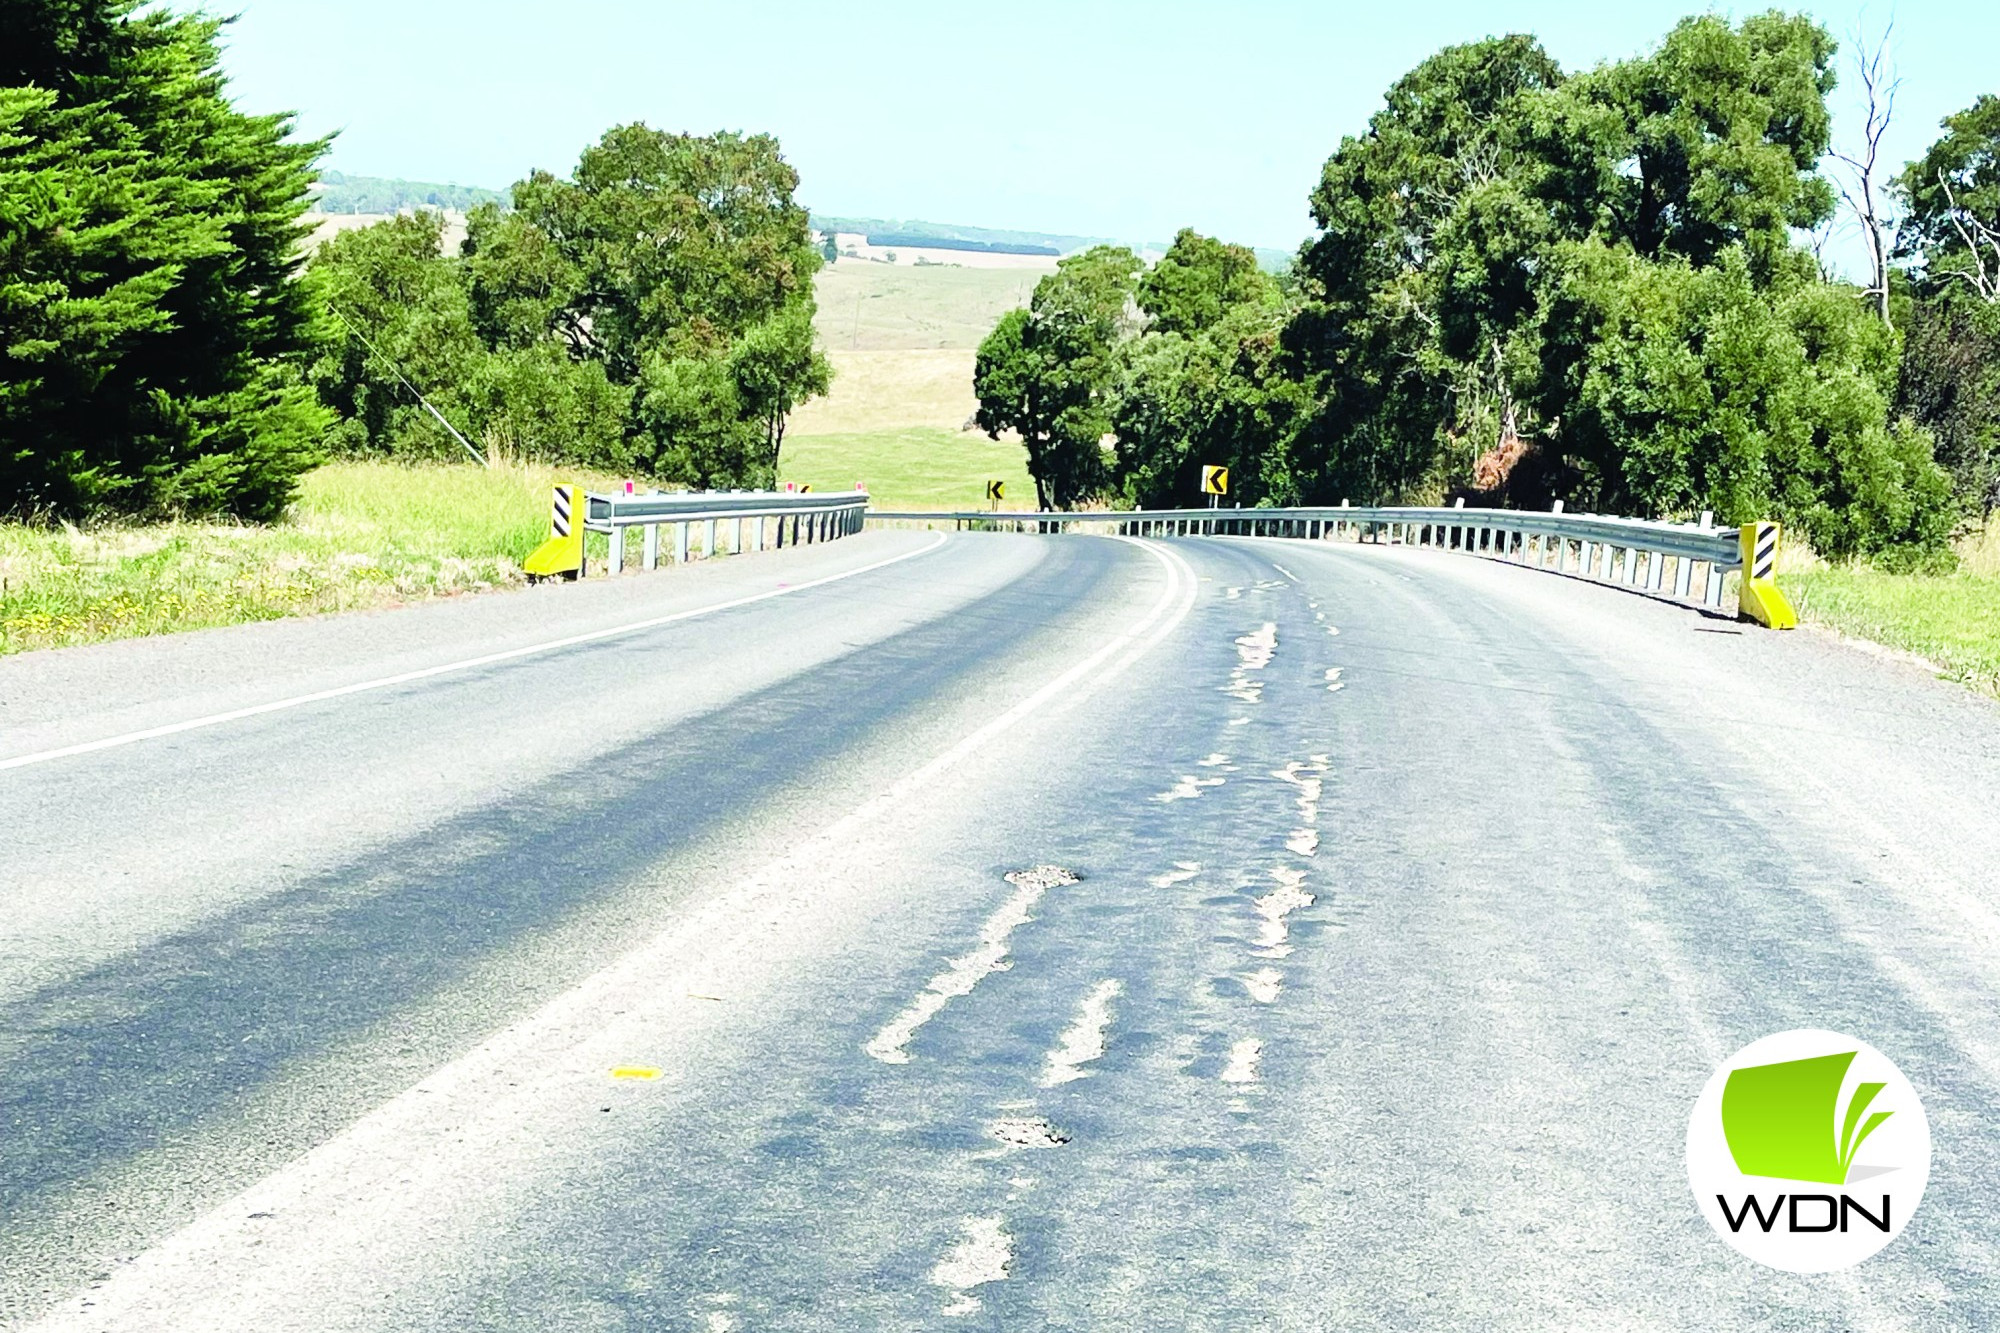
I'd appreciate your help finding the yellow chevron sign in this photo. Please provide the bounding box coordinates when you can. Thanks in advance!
[1202,465,1229,496]
[1738,521,1798,629]
[523,483,584,581]
[986,480,1005,502]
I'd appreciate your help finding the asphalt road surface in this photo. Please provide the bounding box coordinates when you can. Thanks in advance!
[3,529,1999,1330]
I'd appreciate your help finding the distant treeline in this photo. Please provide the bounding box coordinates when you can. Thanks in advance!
[815,215,1111,255]
[864,233,1059,257]
[312,170,505,215]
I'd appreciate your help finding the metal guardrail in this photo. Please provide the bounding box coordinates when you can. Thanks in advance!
[866,502,1746,608]
[585,488,869,575]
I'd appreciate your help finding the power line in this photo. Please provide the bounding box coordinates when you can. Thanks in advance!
[327,304,486,466]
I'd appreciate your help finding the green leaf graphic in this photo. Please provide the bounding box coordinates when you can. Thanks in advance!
[1721,1051,1891,1185]
[1837,1082,1889,1177]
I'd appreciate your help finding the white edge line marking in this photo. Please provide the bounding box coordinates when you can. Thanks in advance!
[0,533,950,773]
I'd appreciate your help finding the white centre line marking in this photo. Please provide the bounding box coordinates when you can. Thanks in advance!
[1041,979,1123,1087]
[933,1216,1012,1317]
[1222,1038,1264,1083]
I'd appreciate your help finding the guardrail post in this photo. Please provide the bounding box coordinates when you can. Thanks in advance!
[706,518,718,558]
[675,521,689,563]
[609,526,625,575]
[644,522,660,571]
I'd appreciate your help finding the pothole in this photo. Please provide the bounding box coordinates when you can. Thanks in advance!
[989,1116,1072,1149]
[1005,865,1082,891]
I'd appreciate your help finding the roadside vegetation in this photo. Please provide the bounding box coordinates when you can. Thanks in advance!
[1781,518,2000,692]
[973,17,1995,567]
[0,460,625,654]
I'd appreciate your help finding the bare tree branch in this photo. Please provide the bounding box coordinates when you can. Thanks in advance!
[1830,23,1900,323]
[1938,171,2000,300]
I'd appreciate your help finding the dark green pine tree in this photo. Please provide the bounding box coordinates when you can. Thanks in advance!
[0,0,332,521]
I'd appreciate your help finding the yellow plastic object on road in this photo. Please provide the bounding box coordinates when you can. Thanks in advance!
[524,483,584,581]
[1738,521,1798,629]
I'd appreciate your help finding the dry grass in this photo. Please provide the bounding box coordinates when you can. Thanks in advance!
[790,261,1042,511]
[791,349,982,435]
[813,260,1051,351]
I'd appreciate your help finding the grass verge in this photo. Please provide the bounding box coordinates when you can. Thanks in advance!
[1777,516,2000,695]
[1780,569,2000,693]
[0,460,625,655]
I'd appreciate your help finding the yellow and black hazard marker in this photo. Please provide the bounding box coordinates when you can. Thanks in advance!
[1737,521,1798,629]
[523,483,584,581]
[1202,464,1229,496]
[986,479,1005,507]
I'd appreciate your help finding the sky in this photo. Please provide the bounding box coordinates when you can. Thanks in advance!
[221,0,1998,272]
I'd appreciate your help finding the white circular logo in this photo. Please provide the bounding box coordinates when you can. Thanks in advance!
[1687,1029,1929,1273]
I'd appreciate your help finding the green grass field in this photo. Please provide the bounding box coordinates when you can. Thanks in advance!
[780,428,1037,511]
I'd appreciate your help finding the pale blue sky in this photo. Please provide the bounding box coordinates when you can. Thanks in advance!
[222,0,1995,268]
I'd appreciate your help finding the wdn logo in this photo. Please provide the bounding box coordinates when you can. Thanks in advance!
[1687,1031,1930,1273]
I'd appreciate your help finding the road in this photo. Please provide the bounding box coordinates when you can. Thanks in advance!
[3,528,1999,1330]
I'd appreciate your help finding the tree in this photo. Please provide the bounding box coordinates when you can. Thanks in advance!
[1138,229,1275,336]
[1112,230,1298,508]
[309,211,635,469]
[1896,95,2000,302]
[1282,13,1951,554]
[974,246,1141,509]
[1114,307,1304,510]
[1546,243,1951,556]
[1565,13,1837,277]
[1286,35,1567,504]
[1896,289,2000,517]
[1,0,330,521]
[309,212,487,460]
[461,125,829,487]
[1892,97,2000,519]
